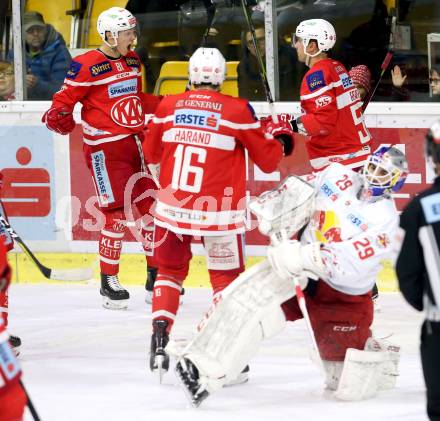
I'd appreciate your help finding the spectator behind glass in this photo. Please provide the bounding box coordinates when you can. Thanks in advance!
[350,63,410,103]
[238,25,303,101]
[430,66,440,97]
[0,61,15,101]
[7,11,71,100]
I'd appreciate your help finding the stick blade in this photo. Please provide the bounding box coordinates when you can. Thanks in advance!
[49,267,93,281]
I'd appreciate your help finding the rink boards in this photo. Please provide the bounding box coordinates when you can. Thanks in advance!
[1,101,439,288]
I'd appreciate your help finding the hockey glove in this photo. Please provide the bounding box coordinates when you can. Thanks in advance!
[267,240,326,281]
[42,106,75,135]
[278,113,308,137]
[260,116,295,156]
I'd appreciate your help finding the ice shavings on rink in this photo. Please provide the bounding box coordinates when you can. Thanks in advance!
[8,284,426,421]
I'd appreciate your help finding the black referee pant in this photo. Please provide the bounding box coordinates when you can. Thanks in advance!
[421,320,440,421]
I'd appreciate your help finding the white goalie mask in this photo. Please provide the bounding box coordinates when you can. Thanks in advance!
[189,48,226,87]
[294,19,336,57]
[361,146,408,200]
[97,7,137,48]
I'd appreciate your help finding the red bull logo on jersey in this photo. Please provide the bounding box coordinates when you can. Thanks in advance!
[312,210,342,243]
[376,233,390,249]
[174,109,221,130]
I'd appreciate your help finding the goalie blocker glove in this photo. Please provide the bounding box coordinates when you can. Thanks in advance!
[267,239,326,281]
[42,106,75,135]
[260,116,295,156]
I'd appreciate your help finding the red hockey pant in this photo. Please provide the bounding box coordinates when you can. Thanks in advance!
[84,135,158,274]
[281,281,373,361]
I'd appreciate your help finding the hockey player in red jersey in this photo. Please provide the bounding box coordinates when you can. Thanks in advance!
[287,19,372,171]
[143,47,294,379]
[43,7,161,310]
[0,172,21,354]
[0,238,27,421]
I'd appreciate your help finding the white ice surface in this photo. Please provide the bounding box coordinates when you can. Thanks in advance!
[8,284,427,421]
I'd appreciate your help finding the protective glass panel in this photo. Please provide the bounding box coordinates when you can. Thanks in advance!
[275,0,440,103]
[0,2,14,101]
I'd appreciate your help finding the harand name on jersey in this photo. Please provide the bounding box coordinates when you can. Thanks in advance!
[174,129,211,144]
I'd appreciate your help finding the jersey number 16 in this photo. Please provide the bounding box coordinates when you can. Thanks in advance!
[171,144,206,193]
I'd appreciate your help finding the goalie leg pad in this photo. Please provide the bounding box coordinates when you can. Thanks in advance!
[364,337,401,390]
[179,260,293,396]
[334,348,387,401]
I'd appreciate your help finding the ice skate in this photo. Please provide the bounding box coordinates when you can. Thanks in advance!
[9,334,21,357]
[150,320,170,383]
[175,357,210,408]
[100,274,129,310]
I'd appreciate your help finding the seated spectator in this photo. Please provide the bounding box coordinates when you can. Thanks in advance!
[429,65,440,97]
[7,11,71,100]
[238,25,304,101]
[0,61,14,100]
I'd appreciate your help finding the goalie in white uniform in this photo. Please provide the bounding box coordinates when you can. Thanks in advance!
[173,146,408,407]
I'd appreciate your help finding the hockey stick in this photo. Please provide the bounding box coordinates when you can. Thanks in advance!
[20,380,41,421]
[201,0,217,47]
[0,214,93,281]
[184,0,218,92]
[272,230,323,369]
[240,0,278,122]
[362,51,393,112]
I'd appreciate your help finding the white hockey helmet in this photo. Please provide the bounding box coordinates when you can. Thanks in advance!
[295,19,336,57]
[97,7,137,47]
[189,48,226,87]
